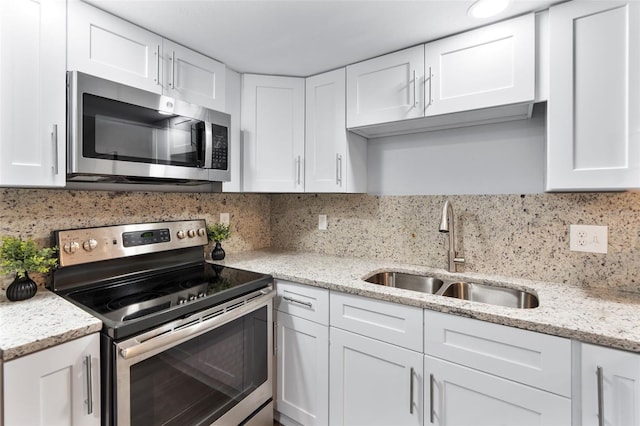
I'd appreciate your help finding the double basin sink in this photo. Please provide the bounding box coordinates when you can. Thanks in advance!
[364,271,538,309]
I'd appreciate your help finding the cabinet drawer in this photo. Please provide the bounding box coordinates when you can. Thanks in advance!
[330,291,423,352]
[276,280,329,325]
[425,310,571,397]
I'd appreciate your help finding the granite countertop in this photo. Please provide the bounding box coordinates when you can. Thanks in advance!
[2,248,639,362]
[213,249,640,353]
[0,289,102,361]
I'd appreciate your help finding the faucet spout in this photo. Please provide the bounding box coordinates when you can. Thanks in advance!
[439,200,465,272]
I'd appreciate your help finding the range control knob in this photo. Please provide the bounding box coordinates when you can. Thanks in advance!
[197,228,206,237]
[177,297,187,305]
[82,239,98,252]
[187,229,196,238]
[63,241,80,254]
[177,230,186,239]
[188,294,197,301]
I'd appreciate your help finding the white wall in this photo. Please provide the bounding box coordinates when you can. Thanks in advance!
[367,103,546,195]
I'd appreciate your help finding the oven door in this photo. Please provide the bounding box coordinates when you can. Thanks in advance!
[114,289,273,426]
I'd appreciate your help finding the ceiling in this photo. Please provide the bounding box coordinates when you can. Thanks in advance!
[84,0,565,77]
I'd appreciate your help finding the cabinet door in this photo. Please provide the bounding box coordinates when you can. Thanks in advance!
[306,69,367,193]
[329,327,423,426]
[67,0,163,93]
[425,13,535,117]
[163,40,226,111]
[4,333,101,426]
[581,343,640,426]
[425,356,571,426]
[0,0,65,187]
[346,45,424,128]
[242,74,305,192]
[305,68,346,193]
[546,1,640,190]
[276,312,329,426]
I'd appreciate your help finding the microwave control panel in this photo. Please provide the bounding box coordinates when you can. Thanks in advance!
[211,123,228,170]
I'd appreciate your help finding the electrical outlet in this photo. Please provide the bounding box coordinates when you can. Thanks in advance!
[219,213,230,225]
[569,224,608,254]
[318,214,327,231]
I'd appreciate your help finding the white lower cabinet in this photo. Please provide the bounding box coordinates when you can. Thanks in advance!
[329,327,423,426]
[424,310,571,426]
[276,312,329,426]
[425,356,571,426]
[580,343,640,426]
[275,281,329,426]
[3,333,100,426]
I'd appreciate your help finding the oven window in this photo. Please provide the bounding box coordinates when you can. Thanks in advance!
[129,306,268,425]
[82,94,206,168]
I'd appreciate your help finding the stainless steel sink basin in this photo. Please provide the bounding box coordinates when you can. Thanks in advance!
[440,281,539,309]
[364,271,539,309]
[365,272,444,294]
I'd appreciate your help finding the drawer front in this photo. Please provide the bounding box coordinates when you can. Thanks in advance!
[276,280,329,325]
[330,291,423,352]
[424,310,571,397]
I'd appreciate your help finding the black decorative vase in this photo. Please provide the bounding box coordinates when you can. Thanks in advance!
[211,242,226,260]
[6,272,37,301]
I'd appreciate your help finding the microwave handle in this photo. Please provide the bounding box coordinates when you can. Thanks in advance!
[203,121,213,169]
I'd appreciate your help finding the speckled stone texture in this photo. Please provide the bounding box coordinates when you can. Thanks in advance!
[0,289,102,360]
[270,193,640,292]
[216,249,640,353]
[0,189,271,290]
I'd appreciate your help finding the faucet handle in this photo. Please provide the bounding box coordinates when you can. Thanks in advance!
[453,254,465,266]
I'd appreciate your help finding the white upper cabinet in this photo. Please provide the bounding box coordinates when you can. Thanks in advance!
[68,0,163,94]
[346,15,536,138]
[242,74,305,192]
[305,69,366,193]
[68,1,226,110]
[0,0,66,187]
[346,45,425,128]
[580,343,640,426]
[546,1,640,191]
[162,40,225,111]
[424,13,535,116]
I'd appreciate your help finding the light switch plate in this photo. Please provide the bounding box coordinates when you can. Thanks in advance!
[219,213,230,225]
[569,224,608,254]
[318,214,327,231]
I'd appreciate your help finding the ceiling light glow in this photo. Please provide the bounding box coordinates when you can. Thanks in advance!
[468,0,510,19]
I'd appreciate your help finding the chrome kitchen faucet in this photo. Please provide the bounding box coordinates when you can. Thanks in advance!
[439,200,465,272]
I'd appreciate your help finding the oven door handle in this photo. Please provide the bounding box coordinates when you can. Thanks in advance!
[119,289,273,360]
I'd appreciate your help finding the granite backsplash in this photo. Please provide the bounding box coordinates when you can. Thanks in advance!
[0,189,271,288]
[270,193,640,292]
[1,189,639,292]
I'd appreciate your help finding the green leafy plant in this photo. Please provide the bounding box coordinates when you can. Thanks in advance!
[206,223,231,243]
[0,236,58,279]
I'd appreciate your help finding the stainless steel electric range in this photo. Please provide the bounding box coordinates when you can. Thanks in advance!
[48,219,274,426]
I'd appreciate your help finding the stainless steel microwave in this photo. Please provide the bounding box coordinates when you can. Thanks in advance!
[67,71,230,185]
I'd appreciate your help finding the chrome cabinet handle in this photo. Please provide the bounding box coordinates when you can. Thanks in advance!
[412,69,418,107]
[170,50,176,89]
[84,355,93,415]
[426,66,433,111]
[51,124,58,175]
[283,296,312,308]
[296,156,302,186]
[155,45,161,85]
[430,373,435,423]
[336,153,343,186]
[409,367,415,414]
[597,366,605,426]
